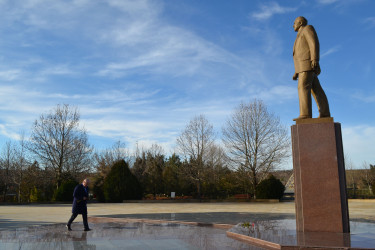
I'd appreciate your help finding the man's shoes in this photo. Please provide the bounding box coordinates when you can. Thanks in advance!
[84,228,92,231]
[293,116,311,121]
[66,225,72,231]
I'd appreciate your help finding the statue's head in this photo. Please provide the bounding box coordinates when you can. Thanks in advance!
[293,16,308,32]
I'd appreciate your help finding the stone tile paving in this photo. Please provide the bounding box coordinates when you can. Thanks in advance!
[0,221,260,249]
[0,200,374,249]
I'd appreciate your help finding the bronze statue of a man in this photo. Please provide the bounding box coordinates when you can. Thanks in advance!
[292,16,331,121]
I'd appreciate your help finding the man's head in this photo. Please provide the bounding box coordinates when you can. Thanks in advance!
[82,179,90,187]
[293,16,308,32]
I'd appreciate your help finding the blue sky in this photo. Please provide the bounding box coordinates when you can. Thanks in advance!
[0,0,374,169]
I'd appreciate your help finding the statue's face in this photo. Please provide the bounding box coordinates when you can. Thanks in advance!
[293,19,302,32]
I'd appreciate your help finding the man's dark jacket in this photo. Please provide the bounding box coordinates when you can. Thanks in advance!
[72,184,89,214]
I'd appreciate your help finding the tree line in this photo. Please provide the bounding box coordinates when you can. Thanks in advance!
[0,100,297,202]
[345,162,375,199]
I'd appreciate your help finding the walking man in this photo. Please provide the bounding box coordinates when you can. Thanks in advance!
[66,178,91,231]
[292,16,331,121]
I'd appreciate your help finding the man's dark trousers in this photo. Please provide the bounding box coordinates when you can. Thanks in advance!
[67,212,89,229]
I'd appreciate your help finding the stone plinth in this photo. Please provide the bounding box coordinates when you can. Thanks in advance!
[291,119,350,233]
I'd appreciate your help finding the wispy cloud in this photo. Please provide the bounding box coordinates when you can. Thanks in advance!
[351,91,375,103]
[39,65,77,77]
[363,17,375,29]
[0,124,22,141]
[321,46,341,58]
[317,0,367,10]
[0,62,172,143]
[316,0,339,5]
[246,85,296,103]
[251,2,297,21]
[1,0,371,167]
[0,70,22,81]
[97,17,243,79]
[0,1,301,149]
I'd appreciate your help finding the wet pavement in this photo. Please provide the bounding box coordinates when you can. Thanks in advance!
[228,219,375,249]
[0,201,374,249]
[0,220,258,249]
[95,212,295,225]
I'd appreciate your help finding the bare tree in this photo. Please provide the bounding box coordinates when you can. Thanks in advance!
[176,114,215,198]
[93,141,130,179]
[345,155,358,194]
[206,144,228,169]
[222,100,290,197]
[28,104,93,188]
[0,141,16,201]
[12,134,30,202]
[361,162,375,194]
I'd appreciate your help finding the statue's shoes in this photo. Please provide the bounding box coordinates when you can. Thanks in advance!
[318,114,331,118]
[293,116,311,121]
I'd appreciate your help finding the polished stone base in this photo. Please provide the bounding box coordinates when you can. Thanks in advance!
[227,220,375,249]
[291,121,350,233]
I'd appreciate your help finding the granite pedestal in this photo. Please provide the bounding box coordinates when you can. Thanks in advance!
[291,118,350,233]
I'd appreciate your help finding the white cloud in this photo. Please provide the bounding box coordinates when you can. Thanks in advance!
[342,125,375,167]
[251,2,297,21]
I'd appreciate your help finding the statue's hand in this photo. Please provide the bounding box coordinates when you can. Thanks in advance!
[311,60,318,69]
[292,73,298,81]
[312,60,321,75]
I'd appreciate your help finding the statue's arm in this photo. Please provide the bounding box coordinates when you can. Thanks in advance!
[304,25,319,62]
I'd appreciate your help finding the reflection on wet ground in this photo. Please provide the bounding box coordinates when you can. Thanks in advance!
[0,221,259,249]
[228,219,375,249]
[96,212,295,225]
[1,212,374,249]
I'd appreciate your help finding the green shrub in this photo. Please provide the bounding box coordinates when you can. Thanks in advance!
[255,175,285,199]
[53,179,78,202]
[103,160,143,202]
[30,187,43,202]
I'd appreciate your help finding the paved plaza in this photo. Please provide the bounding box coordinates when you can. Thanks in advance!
[0,200,374,249]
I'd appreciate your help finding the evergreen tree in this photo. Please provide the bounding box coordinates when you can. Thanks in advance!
[255,175,285,199]
[103,160,142,202]
[53,179,78,202]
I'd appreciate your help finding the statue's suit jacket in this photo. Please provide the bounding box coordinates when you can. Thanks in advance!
[293,25,320,73]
